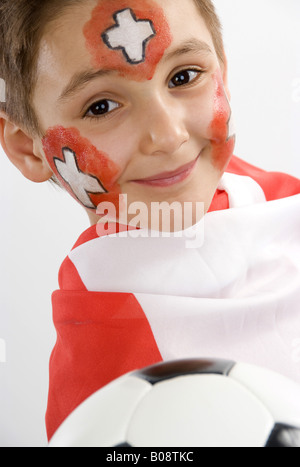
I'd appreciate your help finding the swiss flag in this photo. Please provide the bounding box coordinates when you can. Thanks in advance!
[46,156,300,441]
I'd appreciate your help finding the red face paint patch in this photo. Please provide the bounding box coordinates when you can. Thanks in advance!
[210,71,235,172]
[42,126,121,212]
[83,0,172,81]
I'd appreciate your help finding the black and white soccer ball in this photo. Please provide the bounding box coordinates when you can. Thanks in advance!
[49,359,300,447]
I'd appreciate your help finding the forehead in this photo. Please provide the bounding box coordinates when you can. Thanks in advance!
[35,0,215,101]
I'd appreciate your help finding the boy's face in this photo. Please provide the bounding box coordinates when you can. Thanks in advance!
[33,0,235,229]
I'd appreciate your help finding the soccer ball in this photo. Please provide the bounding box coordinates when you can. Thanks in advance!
[49,358,300,447]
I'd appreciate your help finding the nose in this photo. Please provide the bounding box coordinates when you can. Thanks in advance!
[138,96,189,156]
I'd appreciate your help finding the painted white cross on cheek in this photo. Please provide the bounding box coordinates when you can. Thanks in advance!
[227,112,236,140]
[102,8,156,64]
[54,148,107,209]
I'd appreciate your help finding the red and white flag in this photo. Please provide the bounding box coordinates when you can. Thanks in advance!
[46,156,300,440]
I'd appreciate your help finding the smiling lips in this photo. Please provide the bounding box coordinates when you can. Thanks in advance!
[132,156,199,188]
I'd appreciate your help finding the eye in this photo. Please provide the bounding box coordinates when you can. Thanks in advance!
[169,69,202,89]
[84,99,120,118]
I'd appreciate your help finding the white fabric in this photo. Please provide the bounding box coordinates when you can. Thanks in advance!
[218,172,266,208]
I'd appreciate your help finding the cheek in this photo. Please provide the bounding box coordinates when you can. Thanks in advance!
[42,126,122,212]
[209,71,235,171]
[83,0,172,81]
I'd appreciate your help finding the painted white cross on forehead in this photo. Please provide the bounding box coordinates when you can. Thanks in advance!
[54,148,106,209]
[102,8,156,64]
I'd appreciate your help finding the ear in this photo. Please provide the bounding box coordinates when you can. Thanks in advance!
[0,112,53,183]
[220,51,231,101]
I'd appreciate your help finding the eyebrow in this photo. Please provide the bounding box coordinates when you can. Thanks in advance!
[58,39,213,103]
[163,39,214,62]
[58,69,114,102]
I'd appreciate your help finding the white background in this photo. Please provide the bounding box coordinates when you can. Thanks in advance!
[0,0,299,447]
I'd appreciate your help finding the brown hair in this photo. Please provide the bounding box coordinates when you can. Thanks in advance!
[194,0,224,65]
[0,0,224,136]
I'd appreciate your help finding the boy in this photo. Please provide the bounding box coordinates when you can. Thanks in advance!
[0,0,300,442]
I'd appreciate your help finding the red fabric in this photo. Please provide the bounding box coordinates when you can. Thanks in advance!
[208,156,300,213]
[58,257,87,291]
[46,291,162,440]
[208,189,229,212]
[46,156,300,441]
[227,156,300,201]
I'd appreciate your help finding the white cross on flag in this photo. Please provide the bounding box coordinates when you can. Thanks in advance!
[102,8,156,64]
[54,148,106,209]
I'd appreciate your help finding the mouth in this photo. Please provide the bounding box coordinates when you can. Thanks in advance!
[131,155,200,188]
